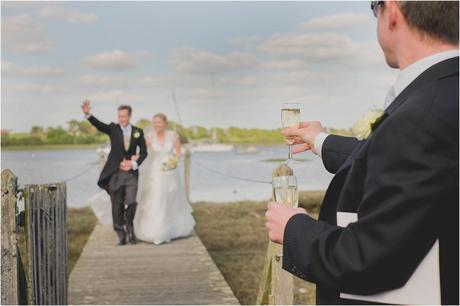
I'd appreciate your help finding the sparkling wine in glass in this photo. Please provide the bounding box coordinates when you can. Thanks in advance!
[273,176,299,209]
[272,175,299,260]
[281,103,300,162]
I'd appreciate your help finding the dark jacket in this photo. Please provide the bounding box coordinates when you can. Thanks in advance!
[282,57,459,305]
[87,115,148,192]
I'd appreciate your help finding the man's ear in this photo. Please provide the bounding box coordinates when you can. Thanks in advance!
[387,1,400,30]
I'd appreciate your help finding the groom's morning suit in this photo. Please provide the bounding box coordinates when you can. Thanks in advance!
[87,115,148,232]
[283,55,459,304]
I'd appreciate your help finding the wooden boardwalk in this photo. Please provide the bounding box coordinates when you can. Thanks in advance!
[69,224,239,305]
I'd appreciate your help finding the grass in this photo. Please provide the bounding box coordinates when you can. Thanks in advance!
[67,207,98,272]
[192,192,324,305]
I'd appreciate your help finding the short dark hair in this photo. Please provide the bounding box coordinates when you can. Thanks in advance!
[399,1,459,45]
[118,105,132,115]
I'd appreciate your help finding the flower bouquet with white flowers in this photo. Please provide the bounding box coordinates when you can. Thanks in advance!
[162,156,179,172]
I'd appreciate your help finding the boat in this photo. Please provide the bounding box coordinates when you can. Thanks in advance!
[190,143,234,153]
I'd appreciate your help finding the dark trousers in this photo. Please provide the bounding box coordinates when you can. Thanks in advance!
[108,170,138,231]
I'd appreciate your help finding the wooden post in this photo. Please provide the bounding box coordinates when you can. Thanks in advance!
[184,149,191,202]
[1,169,19,305]
[256,164,294,305]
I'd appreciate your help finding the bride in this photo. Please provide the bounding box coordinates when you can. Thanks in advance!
[133,113,195,244]
[88,113,195,245]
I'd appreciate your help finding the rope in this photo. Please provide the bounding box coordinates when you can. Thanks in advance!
[63,162,98,183]
[61,158,272,185]
[193,160,271,185]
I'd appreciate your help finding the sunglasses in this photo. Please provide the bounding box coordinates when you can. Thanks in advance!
[371,1,384,18]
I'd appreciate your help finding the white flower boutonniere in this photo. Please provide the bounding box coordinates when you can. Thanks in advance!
[133,131,141,139]
[352,110,385,140]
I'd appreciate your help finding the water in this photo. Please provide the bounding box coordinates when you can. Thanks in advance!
[1,146,333,207]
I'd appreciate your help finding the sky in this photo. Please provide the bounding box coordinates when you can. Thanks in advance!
[1,1,399,133]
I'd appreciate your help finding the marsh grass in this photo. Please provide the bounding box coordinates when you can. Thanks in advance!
[67,207,97,272]
[192,193,324,305]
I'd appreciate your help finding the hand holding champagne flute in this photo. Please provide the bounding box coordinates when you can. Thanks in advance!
[281,103,300,162]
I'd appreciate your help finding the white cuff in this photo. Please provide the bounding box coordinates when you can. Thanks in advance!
[84,113,91,119]
[132,160,138,170]
[313,132,329,158]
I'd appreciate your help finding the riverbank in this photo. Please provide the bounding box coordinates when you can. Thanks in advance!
[2,144,102,151]
[67,193,324,304]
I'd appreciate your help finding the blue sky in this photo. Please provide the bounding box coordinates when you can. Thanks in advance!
[1,1,398,132]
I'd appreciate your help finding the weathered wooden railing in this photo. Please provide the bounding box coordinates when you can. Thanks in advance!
[256,164,294,305]
[1,169,68,305]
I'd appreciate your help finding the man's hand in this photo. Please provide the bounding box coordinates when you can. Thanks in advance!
[81,99,91,115]
[282,121,325,154]
[120,159,133,171]
[131,155,140,161]
[265,202,308,244]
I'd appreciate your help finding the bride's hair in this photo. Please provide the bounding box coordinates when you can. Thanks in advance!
[153,113,168,126]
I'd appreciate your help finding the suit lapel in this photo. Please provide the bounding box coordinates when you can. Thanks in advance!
[127,127,135,152]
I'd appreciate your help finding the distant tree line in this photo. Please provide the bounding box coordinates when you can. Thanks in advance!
[1,118,353,147]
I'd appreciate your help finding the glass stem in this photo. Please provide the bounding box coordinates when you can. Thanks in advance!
[288,145,293,160]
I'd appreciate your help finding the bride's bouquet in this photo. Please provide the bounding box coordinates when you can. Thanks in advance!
[162,156,179,172]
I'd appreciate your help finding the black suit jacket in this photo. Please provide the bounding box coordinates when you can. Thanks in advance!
[87,115,148,192]
[283,57,459,305]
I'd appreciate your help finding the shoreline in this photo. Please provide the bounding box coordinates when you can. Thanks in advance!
[1,144,102,151]
[1,143,288,152]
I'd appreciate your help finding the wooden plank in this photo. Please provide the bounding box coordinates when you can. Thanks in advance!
[1,169,19,305]
[69,224,239,305]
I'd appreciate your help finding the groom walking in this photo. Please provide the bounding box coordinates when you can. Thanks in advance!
[266,1,458,304]
[82,100,147,245]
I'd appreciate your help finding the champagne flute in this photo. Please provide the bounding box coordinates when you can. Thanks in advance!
[272,175,299,260]
[281,103,300,162]
[272,176,299,208]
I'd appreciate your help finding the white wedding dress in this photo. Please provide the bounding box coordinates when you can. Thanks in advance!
[88,129,195,245]
[134,130,195,244]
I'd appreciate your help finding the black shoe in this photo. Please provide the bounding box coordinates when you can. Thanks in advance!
[116,230,126,246]
[126,225,137,244]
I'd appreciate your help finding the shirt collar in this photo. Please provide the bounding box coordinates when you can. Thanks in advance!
[120,124,132,132]
[385,49,459,109]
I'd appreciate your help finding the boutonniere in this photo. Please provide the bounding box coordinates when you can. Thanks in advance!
[133,131,141,139]
[352,110,385,140]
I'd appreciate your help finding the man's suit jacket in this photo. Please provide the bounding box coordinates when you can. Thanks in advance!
[283,57,459,305]
[87,115,148,192]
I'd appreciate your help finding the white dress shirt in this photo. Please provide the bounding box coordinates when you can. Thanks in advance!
[314,49,459,158]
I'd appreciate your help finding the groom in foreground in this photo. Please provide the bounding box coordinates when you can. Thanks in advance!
[266,1,458,304]
[82,100,148,245]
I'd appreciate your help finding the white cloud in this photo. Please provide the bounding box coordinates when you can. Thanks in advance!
[38,6,98,24]
[87,90,142,103]
[262,59,308,71]
[80,74,126,86]
[5,83,62,94]
[169,47,258,74]
[299,13,372,31]
[2,61,64,77]
[261,32,354,60]
[81,50,152,70]
[138,75,171,87]
[1,14,55,52]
